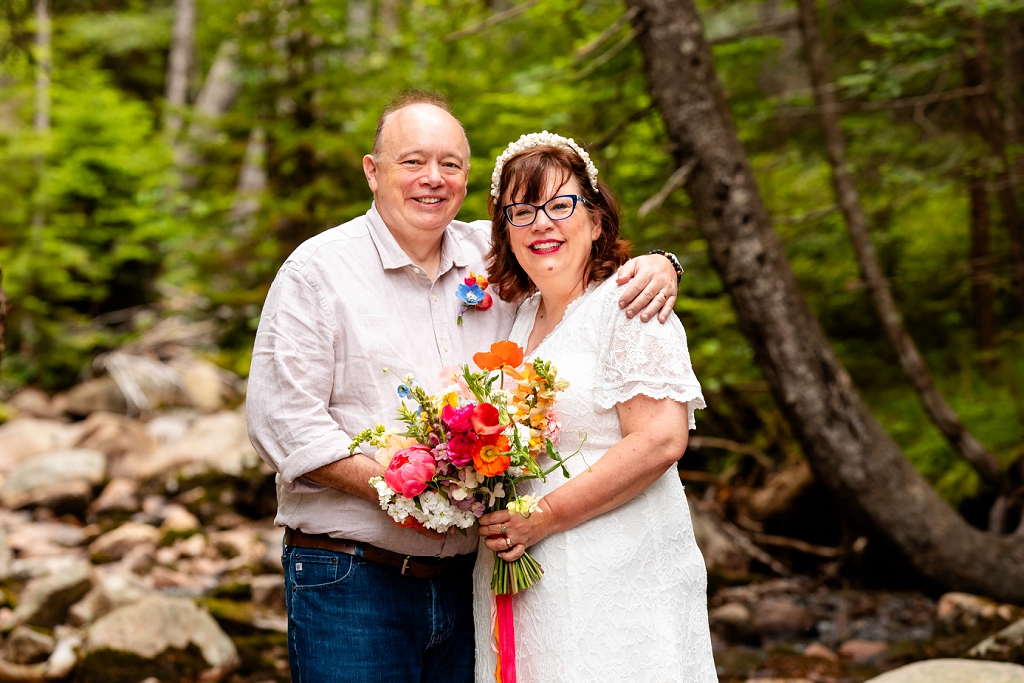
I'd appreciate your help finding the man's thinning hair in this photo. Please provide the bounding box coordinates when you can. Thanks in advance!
[372,89,471,159]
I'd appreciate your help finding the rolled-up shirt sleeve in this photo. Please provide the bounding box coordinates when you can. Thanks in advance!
[247,266,354,490]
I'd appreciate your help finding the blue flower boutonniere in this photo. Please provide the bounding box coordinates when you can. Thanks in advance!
[456,272,493,324]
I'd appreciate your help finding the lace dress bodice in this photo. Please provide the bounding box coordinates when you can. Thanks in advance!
[472,278,718,682]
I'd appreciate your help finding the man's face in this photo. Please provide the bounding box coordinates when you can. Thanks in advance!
[363,104,470,246]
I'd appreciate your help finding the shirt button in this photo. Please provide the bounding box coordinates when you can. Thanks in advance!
[432,295,438,302]
[413,267,422,274]
[443,346,449,352]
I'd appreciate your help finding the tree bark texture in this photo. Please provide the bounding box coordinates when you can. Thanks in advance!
[625,0,1024,601]
[968,171,996,350]
[797,0,1002,486]
[164,0,196,140]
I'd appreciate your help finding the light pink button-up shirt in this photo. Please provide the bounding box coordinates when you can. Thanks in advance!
[247,204,516,557]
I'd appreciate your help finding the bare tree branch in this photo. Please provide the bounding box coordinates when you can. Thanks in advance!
[688,435,775,470]
[638,157,698,217]
[746,531,846,558]
[572,28,638,80]
[708,12,798,46]
[574,6,640,58]
[443,0,542,42]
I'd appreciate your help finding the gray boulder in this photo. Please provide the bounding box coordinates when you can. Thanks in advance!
[866,659,1024,682]
[0,559,92,629]
[79,595,238,683]
[0,448,107,510]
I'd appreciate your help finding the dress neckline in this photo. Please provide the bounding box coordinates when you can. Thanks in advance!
[521,281,600,356]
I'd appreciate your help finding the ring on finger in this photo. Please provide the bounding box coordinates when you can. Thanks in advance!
[501,525,507,534]
[505,536,513,549]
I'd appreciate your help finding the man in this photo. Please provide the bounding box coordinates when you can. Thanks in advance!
[247,91,679,683]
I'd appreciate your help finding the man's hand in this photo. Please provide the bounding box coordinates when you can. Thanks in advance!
[616,254,679,323]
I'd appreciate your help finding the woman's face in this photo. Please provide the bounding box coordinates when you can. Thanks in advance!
[506,173,602,295]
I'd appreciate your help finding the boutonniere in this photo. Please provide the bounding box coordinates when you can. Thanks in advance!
[456,271,494,324]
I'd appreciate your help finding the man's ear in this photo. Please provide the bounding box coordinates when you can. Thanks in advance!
[363,154,379,192]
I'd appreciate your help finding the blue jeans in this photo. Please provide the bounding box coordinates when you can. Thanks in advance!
[282,543,475,683]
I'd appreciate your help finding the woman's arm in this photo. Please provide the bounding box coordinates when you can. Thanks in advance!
[479,394,691,561]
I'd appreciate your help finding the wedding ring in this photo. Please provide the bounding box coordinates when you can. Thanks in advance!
[505,536,513,549]
[501,525,507,534]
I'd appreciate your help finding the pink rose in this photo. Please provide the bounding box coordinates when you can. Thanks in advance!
[446,432,477,467]
[441,404,475,433]
[383,444,436,497]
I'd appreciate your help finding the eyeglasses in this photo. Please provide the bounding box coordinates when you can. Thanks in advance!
[502,195,588,228]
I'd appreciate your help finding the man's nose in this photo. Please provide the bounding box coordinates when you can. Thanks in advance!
[422,160,444,185]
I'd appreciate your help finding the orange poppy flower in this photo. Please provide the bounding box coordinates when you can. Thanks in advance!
[473,341,524,372]
[472,434,511,477]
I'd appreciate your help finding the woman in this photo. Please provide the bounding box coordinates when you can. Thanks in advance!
[472,132,717,682]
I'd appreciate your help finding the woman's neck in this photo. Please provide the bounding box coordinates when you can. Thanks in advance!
[535,276,587,327]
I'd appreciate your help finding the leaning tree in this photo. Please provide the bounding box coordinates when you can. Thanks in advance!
[625,0,1024,601]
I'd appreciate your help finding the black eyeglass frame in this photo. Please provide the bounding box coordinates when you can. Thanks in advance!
[501,194,589,228]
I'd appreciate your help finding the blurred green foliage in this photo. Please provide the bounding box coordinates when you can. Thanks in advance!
[0,0,1022,505]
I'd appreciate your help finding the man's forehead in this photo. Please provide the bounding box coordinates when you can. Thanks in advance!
[380,104,469,158]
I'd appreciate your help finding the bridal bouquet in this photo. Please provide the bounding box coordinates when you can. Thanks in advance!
[348,340,573,595]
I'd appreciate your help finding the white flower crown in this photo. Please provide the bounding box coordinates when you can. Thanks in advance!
[490,131,600,199]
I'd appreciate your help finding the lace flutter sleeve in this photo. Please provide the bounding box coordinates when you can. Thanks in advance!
[593,282,706,429]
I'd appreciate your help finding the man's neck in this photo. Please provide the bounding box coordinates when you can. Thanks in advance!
[389,228,444,280]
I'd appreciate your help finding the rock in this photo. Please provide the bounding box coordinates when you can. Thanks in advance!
[839,639,889,662]
[1,559,92,629]
[168,357,235,413]
[710,602,752,642]
[74,412,157,472]
[2,625,56,664]
[89,522,162,563]
[145,411,197,445]
[120,410,260,481]
[0,418,82,474]
[687,494,750,574]
[148,566,215,594]
[250,574,286,613]
[0,448,107,510]
[865,658,1024,682]
[968,617,1024,664]
[7,555,87,582]
[209,528,265,566]
[159,504,201,533]
[5,521,86,559]
[7,388,64,420]
[79,595,239,683]
[62,376,131,417]
[0,530,12,581]
[804,642,839,662]
[751,598,816,638]
[937,593,1021,637]
[89,478,140,515]
[68,567,156,626]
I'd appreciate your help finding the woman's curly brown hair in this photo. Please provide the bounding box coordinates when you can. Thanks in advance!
[485,145,631,303]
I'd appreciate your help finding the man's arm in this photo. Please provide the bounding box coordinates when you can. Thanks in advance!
[615,252,681,323]
[247,268,364,493]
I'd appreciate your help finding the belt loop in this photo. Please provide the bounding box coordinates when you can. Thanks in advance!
[401,556,411,575]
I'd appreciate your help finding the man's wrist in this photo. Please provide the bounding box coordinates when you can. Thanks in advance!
[649,249,684,284]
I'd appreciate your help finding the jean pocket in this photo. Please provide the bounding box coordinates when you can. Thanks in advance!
[290,550,357,590]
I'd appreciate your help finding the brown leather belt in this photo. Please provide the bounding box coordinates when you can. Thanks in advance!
[283,528,474,580]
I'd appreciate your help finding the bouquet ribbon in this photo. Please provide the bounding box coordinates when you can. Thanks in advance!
[490,591,517,683]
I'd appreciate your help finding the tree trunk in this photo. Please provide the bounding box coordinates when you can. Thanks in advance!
[164,0,196,140]
[625,0,1024,602]
[796,0,1002,485]
[173,40,242,188]
[969,171,996,350]
[964,18,1024,306]
[0,263,7,368]
[31,0,50,236]
[229,126,267,236]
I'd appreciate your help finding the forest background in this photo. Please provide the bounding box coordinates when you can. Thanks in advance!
[1,0,1023,588]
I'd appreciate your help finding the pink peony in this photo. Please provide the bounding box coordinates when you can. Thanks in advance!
[441,404,475,433]
[446,432,478,467]
[383,444,436,498]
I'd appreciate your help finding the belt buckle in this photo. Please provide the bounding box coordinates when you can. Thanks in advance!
[400,556,412,575]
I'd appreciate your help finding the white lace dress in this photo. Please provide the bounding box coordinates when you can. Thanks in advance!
[472,277,718,682]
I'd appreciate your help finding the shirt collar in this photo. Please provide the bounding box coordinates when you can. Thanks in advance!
[366,202,469,276]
